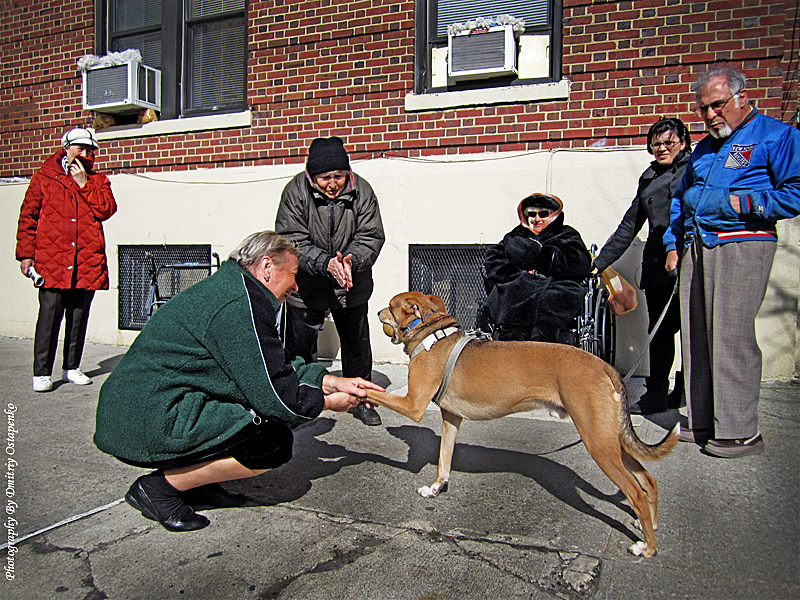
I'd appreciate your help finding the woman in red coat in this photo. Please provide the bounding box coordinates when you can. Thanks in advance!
[16,127,117,392]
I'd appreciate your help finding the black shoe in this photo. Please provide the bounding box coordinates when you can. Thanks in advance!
[125,475,210,532]
[348,401,382,426]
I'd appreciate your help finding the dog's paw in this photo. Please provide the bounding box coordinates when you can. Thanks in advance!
[417,484,441,497]
[627,541,655,557]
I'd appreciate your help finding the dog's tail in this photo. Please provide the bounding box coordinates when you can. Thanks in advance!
[607,363,680,461]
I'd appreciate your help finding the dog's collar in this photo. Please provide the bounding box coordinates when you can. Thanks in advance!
[403,312,436,335]
[408,326,460,361]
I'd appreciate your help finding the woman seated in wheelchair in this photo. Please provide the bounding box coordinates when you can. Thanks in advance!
[480,192,592,343]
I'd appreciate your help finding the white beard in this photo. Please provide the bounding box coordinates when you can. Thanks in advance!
[710,122,732,139]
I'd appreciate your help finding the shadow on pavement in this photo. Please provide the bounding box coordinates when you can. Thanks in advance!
[225,416,643,545]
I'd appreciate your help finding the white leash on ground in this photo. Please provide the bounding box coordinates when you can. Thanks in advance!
[0,498,124,550]
[621,277,678,385]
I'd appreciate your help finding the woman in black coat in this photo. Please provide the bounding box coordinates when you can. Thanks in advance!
[481,193,592,343]
[594,118,692,413]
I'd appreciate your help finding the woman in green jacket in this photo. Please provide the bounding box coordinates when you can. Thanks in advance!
[95,231,382,532]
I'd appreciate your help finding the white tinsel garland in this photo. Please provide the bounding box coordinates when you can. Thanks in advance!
[77,49,143,72]
[448,15,526,36]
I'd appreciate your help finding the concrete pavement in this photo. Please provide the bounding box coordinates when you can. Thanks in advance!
[1,335,798,599]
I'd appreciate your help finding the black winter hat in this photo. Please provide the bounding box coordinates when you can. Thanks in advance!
[520,193,561,212]
[306,136,350,176]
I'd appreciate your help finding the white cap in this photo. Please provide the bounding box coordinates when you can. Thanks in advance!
[61,127,99,150]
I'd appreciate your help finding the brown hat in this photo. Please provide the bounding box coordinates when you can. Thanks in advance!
[306,137,350,176]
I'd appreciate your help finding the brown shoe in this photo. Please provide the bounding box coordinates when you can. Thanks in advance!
[678,427,712,444]
[703,434,764,458]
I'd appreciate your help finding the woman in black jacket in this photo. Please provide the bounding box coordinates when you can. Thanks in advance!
[481,193,592,343]
[594,118,692,413]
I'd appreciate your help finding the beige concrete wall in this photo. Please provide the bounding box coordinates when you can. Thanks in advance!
[2,147,798,380]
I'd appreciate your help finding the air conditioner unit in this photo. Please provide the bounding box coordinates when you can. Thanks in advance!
[448,25,518,80]
[82,61,161,113]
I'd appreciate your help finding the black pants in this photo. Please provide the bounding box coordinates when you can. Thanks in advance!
[644,284,681,393]
[33,288,95,376]
[284,303,372,379]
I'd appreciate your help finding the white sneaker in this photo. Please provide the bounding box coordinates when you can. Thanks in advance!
[63,368,92,385]
[33,375,54,392]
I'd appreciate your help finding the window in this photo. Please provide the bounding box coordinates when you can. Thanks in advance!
[96,0,248,119]
[415,0,562,94]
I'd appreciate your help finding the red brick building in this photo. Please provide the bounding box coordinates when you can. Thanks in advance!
[2,0,796,176]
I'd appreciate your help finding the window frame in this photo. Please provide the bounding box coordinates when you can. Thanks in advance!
[414,0,563,95]
[93,0,248,121]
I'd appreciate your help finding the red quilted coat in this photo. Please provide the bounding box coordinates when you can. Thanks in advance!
[16,150,117,290]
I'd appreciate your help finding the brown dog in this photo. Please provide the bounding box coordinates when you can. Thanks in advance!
[366,291,679,558]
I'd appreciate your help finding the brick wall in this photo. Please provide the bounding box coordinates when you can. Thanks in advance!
[1,0,796,177]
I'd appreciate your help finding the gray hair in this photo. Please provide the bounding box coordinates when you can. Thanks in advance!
[228,231,297,267]
[692,67,747,98]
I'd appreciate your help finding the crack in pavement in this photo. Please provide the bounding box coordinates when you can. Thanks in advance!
[257,530,388,599]
[30,538,109,599]
[21,502,600,599]
[255,505,601,599]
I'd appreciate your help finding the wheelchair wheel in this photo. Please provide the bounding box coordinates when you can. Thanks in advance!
[593,288,616,365]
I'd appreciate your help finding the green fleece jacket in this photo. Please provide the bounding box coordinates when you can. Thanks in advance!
[94,260,328,465]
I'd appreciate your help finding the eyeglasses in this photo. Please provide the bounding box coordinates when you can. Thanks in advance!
[527,210,552,219]
[695,95,735,115]
[651,140,679,150]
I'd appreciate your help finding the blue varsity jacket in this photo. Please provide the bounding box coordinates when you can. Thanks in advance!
[664,108,800,251]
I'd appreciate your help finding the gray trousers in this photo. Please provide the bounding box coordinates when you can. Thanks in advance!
[679,240,776,438]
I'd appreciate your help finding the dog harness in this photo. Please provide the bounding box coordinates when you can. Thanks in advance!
[430,332,479,406]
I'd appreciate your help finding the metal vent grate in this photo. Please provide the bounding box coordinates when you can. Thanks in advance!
[118,244,213,330]
[408,244,488,330]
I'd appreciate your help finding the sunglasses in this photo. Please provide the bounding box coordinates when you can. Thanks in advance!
[527,209,552,219]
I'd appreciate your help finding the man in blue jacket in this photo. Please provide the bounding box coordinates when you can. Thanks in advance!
[664,67,800,458]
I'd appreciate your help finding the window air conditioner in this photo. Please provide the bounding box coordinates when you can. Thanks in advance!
[82,61,161,113]
[448,25,518,80]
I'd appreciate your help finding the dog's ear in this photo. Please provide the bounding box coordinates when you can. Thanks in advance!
[427,295,447,314]
[399,297,424,321]
[411,302,424,320]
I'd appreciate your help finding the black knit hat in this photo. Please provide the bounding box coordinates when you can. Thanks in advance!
[306,136,350,176]
[520,193,561,212]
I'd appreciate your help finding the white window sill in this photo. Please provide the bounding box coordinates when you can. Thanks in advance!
[94,110,252,141]
[404,79,570,112]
